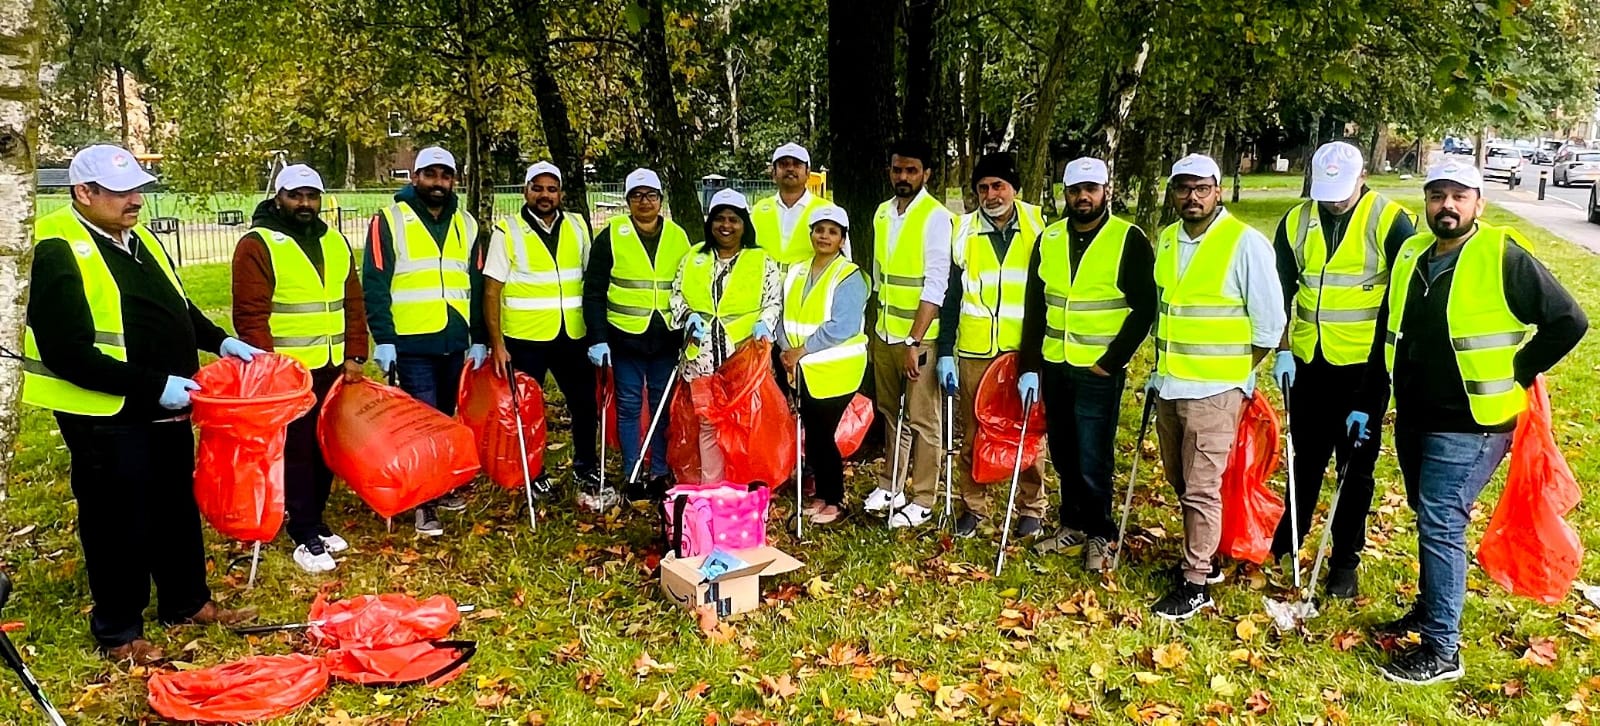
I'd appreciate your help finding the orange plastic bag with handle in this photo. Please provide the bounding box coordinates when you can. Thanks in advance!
[667,382,704,485]
[972,353,1048,484]
[455,365,546,488]
[1217,390,1285,564]
[835,393,875,458]
[317,378,480,518]
[1477,377,1583,603]
[147,653,328,723]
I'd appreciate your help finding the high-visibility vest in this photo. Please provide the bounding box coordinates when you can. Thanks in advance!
[783,255,868,398]
[497,211,588,342]
[1154,214,1254,383]
[605,216,691,334]
[872,192,954,341]
[752,194,829,266]
[22,207,185,415]
[380,203,476,336]
[679,246,769,359]
[951,202,1045,357]
[254,226,351,369]
[1385,226,1530,426]
[1038,215,1137,366]
[1287,192,1409,365]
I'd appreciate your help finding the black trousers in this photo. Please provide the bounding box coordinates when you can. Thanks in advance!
[284,366,339,546]
[506,336,598,472]
[57,415,211,648]
[1042,362,1128,540]
[801,390,853,506]
[1270,356,1382,569]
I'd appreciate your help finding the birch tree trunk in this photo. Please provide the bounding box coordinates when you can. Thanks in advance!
[0,0,46,491]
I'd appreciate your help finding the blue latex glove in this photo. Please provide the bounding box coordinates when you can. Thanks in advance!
[1272,350,1296,390]
[159,375,200,410]
[752,321,773,342]
[1346,411,1371,442]
[685,313,708,343]
[1017,371,1040,406]
[936,356,958,395]
[587,342,611,367]
[373,343,397,373]
[219,337,264,363]
[1242,372,1256,397]
[467,343,488,370]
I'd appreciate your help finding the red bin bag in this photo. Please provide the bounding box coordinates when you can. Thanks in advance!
[667,341,795,486]
[1478,377,1584,603]
[147,653,328,723]
[325,640,474,687]
[1217,390,1285,564]
[667,382,704,485]
[455,365,547,488]
[317,378,480,518]
[972,353,1047,484]
[190,354,315,543]
[835,393,875,458]
[306,592,462,650]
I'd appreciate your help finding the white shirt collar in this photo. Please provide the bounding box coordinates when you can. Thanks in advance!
[776,190,813,211]
[1176,206,1232,243]
[889,188,932,220]
[71,206,134,253]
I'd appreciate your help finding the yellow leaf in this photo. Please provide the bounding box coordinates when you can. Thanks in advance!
[1152,642,1189,670]
[1089,662,1107,680]
[1209,674,1237,698]
[893,691,921,719]
[1132,671,1164,685]
[1235,618,1259,641]
[806,576,835,599]
[372,692,394,706]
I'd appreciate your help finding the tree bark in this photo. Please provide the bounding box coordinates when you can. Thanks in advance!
[1098,40,1149,189]
[1300,111,1322,198]
[1018,6,1073,206]
[637,0,703,240]
[828,0,897,280]
[900,0,939,146]
[0,0,46,491]
[959,42,980,211]
[1367,122,1387,175]
[522,0,590,219]
[344,137,357,189]
[114,62,129,149]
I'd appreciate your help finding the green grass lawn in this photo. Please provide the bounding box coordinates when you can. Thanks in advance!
[3,192,1598,724]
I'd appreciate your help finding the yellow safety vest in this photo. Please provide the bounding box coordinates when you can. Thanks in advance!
[679,246,769,360]
[1385,226,1530,426]
[1038,215,1137,366]
[1154,214,1254,383]
[872,192,953,341]
[22,207,185,416]
[751,194,829,266]
[606,217,691,334]
[498,211,588,342]
[380,203,476,336]
[1287,192,1409,365]
[254,226,351,370]
[782,255,868,398]
[952,202,1045,357]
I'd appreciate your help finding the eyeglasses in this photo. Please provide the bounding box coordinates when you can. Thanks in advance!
[627,191,662,203]
[1173,184,1216,199]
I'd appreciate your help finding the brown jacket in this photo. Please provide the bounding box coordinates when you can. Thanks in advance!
[231,199,369,363]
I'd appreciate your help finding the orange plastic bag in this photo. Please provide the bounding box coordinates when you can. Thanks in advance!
[835,393,875,458]
[667,341,795,486]
[455,365,547,488]
[667,383,703,485]
[1478,377,1584,603]
[305,592,462,650]
[317,378,480,518]
[1217,390,1285,563]
[600,367,621,450]
[147,653,328,723]
[972,353,1048,484]
[325,640,474,687]
[189,354,316,542]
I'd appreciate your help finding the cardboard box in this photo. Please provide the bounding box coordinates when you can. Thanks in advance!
[659,545,804,618]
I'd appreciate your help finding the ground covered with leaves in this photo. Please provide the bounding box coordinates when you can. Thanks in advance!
[3,191,1599,724]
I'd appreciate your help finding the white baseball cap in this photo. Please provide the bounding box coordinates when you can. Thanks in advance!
[625,168,663,193]
[808,204,849,230]
[69,144,156,192]
[413,146,456,172]
[1310,142,1365,202]
[524,161,562,184]
[772,143,810,165]
[707,188,749,212]
[1425,158,1484,190]
[273,164,325,193]
[1169,153,1221,183]
[1063,157,1109,187]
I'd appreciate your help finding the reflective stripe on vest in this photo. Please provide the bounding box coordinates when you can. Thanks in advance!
[752,195,828,266]
[680,247,768,360]
[952,202,1044,357]
[782,255,868,398]
[1287,192,1408,365]
[1153,214,1253,383]
[382,204,475,336]
[22,207,185,415]
[500,212,588,342]
[872,193,953,341]
[1384,227,1529,425]
[606,217,691,334]
[256,227,351,369]
[1038,215,1135,366]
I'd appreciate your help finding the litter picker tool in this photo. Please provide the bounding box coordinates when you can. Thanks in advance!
[884,388,910,525]
[994,390,1037,576]
[507,361,538,532]
[598,367,612,490]
[1281,375,1303,592]
[1110,390,1159,572]
[936,386,957,530]
[628,342,691,492]
[791,368,806,540]
[0,573,67,726]
[232,604,477,636]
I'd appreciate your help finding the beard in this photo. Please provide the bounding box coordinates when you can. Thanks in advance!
[1428,211,1473,239]
[1068,201,1106,226]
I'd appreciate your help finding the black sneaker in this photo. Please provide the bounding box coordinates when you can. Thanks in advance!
[1153,580,1213,621]
[1326,567,1359,599]
[625,477,651,503]
[1013,516,1043,539]
[1170,560,1225,586]
[1371,607,1427,643]
[574,465,603,490]
[648,474,674,500]
[414,506,443,537]
[528,474,555,501]
[955,512,980,539]
[1380,646,1464,685]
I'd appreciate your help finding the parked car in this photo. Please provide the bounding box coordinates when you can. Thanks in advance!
[1535,140,1561,165]
[1554,150,1600,186]
[1482,144,1526,183]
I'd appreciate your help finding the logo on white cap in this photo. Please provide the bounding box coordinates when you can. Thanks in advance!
[625,168,663,193]
[808,204,849,229]
[274,164,325,193]
[524,161,562,184]
[1425,158,1483,190]
[771,143,810,165]
[413,146,456,173]
[1169,153,1221,183]
[1310,142,1364,202]
[708,188,749,211]
[68,144,158,192]
[1063,157,1109,187]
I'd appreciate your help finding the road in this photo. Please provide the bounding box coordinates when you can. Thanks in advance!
[1482,166,1599,254]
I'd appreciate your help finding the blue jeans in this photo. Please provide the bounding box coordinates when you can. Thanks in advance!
[1041,362,1126,539]
[394,353,465,416]
[1396,427,1513,657]
[614,350,675,479]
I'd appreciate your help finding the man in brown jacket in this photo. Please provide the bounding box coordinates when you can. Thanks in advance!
[231,164,368,574]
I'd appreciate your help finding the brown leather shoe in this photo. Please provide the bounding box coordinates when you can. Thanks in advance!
[105,639,164,665]
[179,601,257,627]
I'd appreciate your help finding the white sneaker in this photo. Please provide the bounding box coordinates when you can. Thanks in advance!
[862,488,907,514]
[887,502,932,528]
[293,543,337,574]
[319,533,349,553]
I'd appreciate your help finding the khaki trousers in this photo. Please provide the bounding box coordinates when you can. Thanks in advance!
[870,336,942,507]
[1155,389,1245,585]
[957,355,1047,520]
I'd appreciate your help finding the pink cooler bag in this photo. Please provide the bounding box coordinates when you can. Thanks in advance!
[660,483,772,557]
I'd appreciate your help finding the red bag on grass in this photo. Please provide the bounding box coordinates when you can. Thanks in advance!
[147,653,328,723]
[1217,390,1285,563]
[305,592,462,650]
[317,378,480,518]
[667,383,704,485]
[1478,377,1584,603]
[835,393,875,458]
[972,353,1048,484]
[600,367,621,450]
[455,365,547,488]
[189,354,316,542]
[325,640,474,687]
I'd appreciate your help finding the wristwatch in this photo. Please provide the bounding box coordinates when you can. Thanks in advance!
[905,336,922,347]
[349,356,367,365]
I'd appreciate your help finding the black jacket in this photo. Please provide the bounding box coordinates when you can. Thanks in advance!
[581,220,685,357]
[360,185,483,356]
[1017,214,1156,373]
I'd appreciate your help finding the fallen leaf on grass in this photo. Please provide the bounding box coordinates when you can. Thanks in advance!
[1244,690,1272,715]
[1522,636,1559,668]
[633,651,677,677]
[757,674,799,701]
[1329,630,1365,652]
[1152,642,1188,670]
[891,692,921,719]
[1132,671,1164,685]
[575,668,604,693]
[1209,674,1237,698]
[806,576,835,599]
[1234,618,1259,642]
[552,639,584,664]
[685,681,711,700]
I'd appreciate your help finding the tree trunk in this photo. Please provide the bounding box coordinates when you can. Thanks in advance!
[1300,111,1322,198]
[114,62,129,149]
[344,138,357,189]
[828,0,897,281]
[900,0,938,145]
[722,0,742,155]
[1099,39,1149,189]
[1018,4,1073,206]
[638,0,703,239]
[1367,122,1387,175]
[523,0,590,219]
[0,0,46,490]
[959,42,981,211]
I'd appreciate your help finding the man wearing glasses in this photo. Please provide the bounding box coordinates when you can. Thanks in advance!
[1147,154,1285,621]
